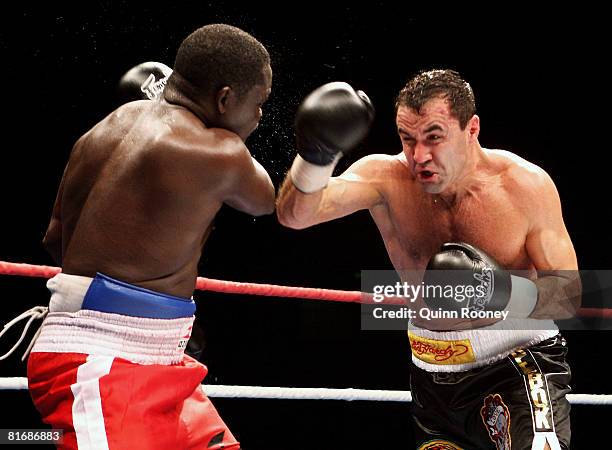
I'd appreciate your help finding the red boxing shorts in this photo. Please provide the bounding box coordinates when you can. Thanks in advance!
[27,272,240,450]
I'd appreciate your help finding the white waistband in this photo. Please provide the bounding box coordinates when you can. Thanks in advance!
[31,310,193,365]
[409,319,559,372]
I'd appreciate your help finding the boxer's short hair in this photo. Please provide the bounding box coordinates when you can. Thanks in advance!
[396,69,476,130]
[173,24,270,99]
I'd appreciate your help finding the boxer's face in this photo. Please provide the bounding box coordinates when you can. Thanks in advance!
[396,98,474,194]
[219,64,272,141]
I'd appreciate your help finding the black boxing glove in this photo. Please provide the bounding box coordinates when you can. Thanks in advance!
[290,82,374,193]
[422,242,538,318]
[117,61,173,104]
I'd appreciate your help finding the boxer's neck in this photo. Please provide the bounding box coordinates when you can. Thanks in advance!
[437,142,488,206]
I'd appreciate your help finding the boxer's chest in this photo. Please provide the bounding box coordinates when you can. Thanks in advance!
[387,189,532,269]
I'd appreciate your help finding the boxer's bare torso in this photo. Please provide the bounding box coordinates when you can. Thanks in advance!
[45,96,272,298]
[360,150,541,328]
[277,98,578,329]
[369,151,534,273]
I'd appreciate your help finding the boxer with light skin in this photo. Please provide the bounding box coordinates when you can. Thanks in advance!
[277,70,579,449]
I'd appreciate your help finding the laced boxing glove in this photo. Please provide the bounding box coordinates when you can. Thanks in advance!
[423,242,538,318]
[290,82,374,193]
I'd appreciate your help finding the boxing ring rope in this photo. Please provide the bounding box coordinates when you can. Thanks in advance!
[0,260,608,316]
[1,377,610,405]
[2,260,612,406]
[0,260,366,303]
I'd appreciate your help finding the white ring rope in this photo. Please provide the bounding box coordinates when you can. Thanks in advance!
[204,385,413,402]
[1,377,610,405]
[1,377,28,390]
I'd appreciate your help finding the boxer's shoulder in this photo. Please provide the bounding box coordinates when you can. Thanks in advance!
[346,152,411,178]
[380,152,419,188]
[105,99,153,125]
[130,104,243,157]
[485,148,555,196]
[393,151,416,175]
[337,153,414,201]
[485,148,547,177]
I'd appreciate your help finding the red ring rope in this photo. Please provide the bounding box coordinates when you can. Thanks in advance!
[0,260,608,316]
[0,260,366,303]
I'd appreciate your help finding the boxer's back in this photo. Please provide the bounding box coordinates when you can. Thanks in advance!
[61,100,230,297]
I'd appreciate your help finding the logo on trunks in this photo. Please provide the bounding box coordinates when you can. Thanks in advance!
[511,348,553,431]
[177,325,193,352]
[469,267,494,311]
[480,393,511,450]
[408,333,475,365]
[141,73,169,100]
[417,439,463,450]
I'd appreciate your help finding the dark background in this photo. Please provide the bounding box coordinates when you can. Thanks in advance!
[1,3,609,448]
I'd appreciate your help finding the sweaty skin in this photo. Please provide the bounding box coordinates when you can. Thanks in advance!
[44,67,274,298]
[277,97,580,329]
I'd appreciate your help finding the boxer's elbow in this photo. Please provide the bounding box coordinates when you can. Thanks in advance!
[255,197,276,216]
[233,182,275,217]
[565,275,583,316]
[276,209,302,229]
[556,271,582,317]
[276,202,316,229]
[257,184,276,216]
[258,178,277,215]
[245,197,275,217]
[276,180,324,229]
[538,273,582,319]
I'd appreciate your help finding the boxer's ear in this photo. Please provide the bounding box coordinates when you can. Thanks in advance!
[216,86,232,114]
[467,115,480,141]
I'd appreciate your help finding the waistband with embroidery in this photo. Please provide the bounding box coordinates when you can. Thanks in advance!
[408,320,559,372]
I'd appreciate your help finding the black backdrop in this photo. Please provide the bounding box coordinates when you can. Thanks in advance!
[1,3,609,448]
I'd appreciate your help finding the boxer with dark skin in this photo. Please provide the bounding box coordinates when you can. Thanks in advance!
[277,70,580,449]
[113,59,211,362]
[27,24,273,450]
[43,26,274,298]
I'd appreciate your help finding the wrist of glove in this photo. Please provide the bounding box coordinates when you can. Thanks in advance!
[506,274,538,318]
[290,154,342,194]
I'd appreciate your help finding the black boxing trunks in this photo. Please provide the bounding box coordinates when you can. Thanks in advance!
[410,334,571,450]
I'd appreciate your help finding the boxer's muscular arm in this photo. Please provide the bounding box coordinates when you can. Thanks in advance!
[220,138,275,216]
[522,169,581,318]
[43,132,93,265]
[277,155,384,229]
[43,168,66,265]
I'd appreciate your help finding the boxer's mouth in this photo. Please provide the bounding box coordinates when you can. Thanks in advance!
[418,170,437,181]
